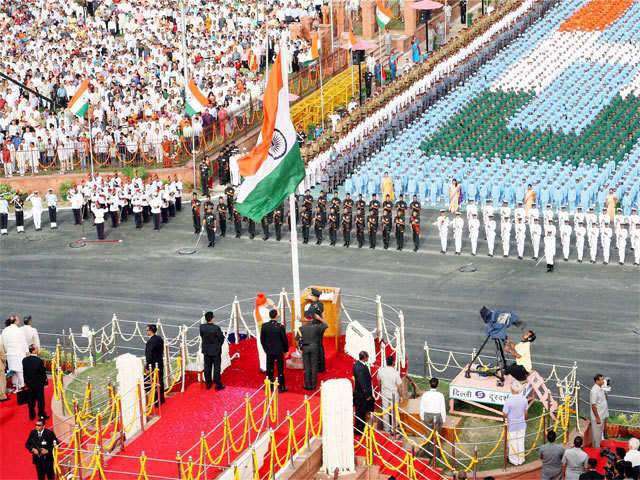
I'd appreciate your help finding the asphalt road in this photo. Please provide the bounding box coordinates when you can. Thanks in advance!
[1,207,638,412]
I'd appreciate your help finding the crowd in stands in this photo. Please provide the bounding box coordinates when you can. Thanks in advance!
[0,0,321,176]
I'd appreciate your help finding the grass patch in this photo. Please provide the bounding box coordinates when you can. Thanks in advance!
[409,375,577,472]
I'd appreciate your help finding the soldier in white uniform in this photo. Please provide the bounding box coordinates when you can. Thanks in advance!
[601,221,612,265]
[486,213,497,257]
[469,213,480,256]
[598,207,609,231]
[0,196,8,235]
[530,217,542,260]
[515,217,526,259]
[45,188,58,229]
[588,222,600,263]
[25,190,43,231]
[528,203,540,230]
[514,201,525,225]
[575,221,586,263]
[574,206,585,230]
[628,207,639,232]
[543,204,554,226]
[558,205,569,226]
[585,206,597,231]
[483,199,494,235]
[132,191,143,228]
[617,223,628,265]
[632,223,640,265]
[435,210,450,254]
[614,208,625,250]
[544,226,556,272]
[500,201,511,221]
[70,188,83,224]
[466,199,478,225]
[560,219,572,261]
[150,193,162,230]
[501,216,512,257]
[452,211,464,255]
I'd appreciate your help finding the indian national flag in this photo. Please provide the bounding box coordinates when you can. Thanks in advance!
[67,80,90,118]
[376,0,393,29]
[185,78,208,116]
[235,51,305,221]
[347,17,357,49]
[302,33,321,67]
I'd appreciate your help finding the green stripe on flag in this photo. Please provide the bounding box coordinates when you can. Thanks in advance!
[236,142,305,221]
[75,102,89,118]
[185,103,198,117]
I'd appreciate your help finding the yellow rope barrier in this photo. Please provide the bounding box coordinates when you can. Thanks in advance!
[136,454,150,480]
[394,404,435,448]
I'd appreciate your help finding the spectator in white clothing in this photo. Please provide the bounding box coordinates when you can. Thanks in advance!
[625,438,640,467]
[21,316,40,349]
[377,355,402,433]
[420,377,446,454]
[1,316,29,390]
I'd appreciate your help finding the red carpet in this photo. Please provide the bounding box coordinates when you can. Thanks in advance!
[584,439,629,475]
[0,384,54,480]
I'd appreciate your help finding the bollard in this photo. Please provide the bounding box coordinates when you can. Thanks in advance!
[165,344,172,384]
[86,377,93,414]
[176,451,183,480]
[503,421,508,471]
[156,369,162,417]
[392,392,397,441]
[118,397,125,451]
[96,412,103,451]
[137,382,145,432]
[432,419,438,468]
[473,446,478,480]
[225,413,231,465]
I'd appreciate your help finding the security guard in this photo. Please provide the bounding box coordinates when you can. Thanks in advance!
[217,197,227,237]
[199,160,209,196]
[314,208,325,245]
[355,208,366,248]
[368,208,379,249]
[396,195,408,220]
[344,193,354,213]
[356,194,366,212]
[205,207,217,247]
[248,217,256,239]
[342,207,352,247]
[382,211,392,249]
[274,205,284,241]
[410,195,421,219]
[304,288,327,373]
[369,194,380,215]
[261,212,271,240]
[411,214,420,252]
[191,193,201,234]
[301,205,311,244]
[233,208,242,238]
[395,214,405,250]
[224,184,235,218]
[328,207,338,246]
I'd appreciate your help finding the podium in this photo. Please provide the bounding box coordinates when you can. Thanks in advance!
[292,286,342,352]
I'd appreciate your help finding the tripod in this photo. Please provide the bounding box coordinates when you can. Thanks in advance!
[464,335,508,386]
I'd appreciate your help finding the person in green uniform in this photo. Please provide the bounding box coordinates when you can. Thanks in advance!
[233,208,242,238]
[368,208,379,249]
[301,205,311,244]
[382,211,392,249]
[314,208,325,245]
[304,288,327,373]
[217,197,227,237]
[205,206,217,247]
[395,215,405,250]
[328,207,338,246]
[274,205,284,241]
[355,208,365,248]
[342,207,352,247]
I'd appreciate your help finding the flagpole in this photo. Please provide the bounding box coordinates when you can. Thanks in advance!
[378,27,384,89]
[319,53,325,131]
[330,0,334,52]
[88,114,94,178]
[179,0,195,188]
[281,42,303,331]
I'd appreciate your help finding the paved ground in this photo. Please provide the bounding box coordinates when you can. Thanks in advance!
[0,207,638,412]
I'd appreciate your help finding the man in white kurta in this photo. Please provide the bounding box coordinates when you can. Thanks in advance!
[2,318,28,390]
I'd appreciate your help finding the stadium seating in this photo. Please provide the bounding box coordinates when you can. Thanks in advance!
[345,0,640,212]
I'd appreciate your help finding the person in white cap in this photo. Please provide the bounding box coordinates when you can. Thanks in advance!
[588,222,600,263]
[501,215,512,257]
[515,217,526,259]
[452,211,464,255]
[544,226,556,272]
[560,219,572,261]
[601,221,612,265]
[575,221,586,263]
[468,213,480,256]
[25,190,43,231]
[0,195,8,235]
[617,223,628,265]
[486,213,497,257]
[434,210,450,254]
[45,188,57,229]
[531,217,542,260]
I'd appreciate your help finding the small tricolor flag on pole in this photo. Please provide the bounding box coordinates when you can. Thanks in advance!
[185,78,209,116]
[376,0,393,29]
[67,80,90,118]
[235,50,305,221]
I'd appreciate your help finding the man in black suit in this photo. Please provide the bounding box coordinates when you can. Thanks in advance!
[22,345,48,420]
[579,458,604,480]
[260,309,289,392]
[25,418,58,480]
[145,325,165,405]
[353,351,374,436]
[200,311,225,391]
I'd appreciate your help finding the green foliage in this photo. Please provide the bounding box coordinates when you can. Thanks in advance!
[59,181,74,201]
[121,166,149,180]
[0,183,15,201]
[306,123,316,139]
[467,12,474,26]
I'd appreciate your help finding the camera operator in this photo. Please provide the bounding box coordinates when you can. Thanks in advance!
[590,374,609,448]
[503,330,536,381]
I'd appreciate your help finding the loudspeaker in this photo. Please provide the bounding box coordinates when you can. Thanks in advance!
[419,10,431,24]
[351,49,365,64]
